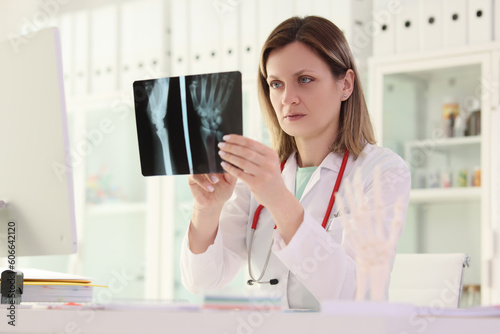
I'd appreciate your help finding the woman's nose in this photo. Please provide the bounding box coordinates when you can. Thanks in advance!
[282,85,299,105]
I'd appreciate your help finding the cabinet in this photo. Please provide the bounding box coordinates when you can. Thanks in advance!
[368,43,500,305]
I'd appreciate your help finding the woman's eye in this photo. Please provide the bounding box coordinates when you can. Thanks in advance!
[300,77,312,84]
[270,81,282,89]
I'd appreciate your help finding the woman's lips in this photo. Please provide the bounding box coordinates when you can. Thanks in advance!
[284,114,305,121]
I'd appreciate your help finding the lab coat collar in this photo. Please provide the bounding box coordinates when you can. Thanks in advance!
[282,150,353,173]
[281,151,355,200]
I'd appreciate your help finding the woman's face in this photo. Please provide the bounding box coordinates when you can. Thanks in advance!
[266,41,345,143]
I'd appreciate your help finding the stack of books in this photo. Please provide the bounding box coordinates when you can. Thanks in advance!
[0,268,105,303]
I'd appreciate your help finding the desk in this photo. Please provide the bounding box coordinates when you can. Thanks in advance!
[1,308,499,334]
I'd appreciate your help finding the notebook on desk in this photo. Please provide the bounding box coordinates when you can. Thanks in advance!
[0,268,105,303]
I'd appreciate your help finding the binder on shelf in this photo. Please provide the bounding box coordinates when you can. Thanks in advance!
[419,0,444,51]
[467,0,493,45]
[272,0,294,31]
[221,5,238,72]
[257,0,274,59]
[170,0,188,76]
[496,0,500,41]
[190,0,221,74]
[396,0,420,54]
[58,13,73,97]
[443,0,467,48]
[90,5,117,94]
[295,0,312,18]
[372,0,396,56]
[241,0,258,76]
[332,0,373,61]
[120,0,163,90]
[331,0,350,35]
[73,10,89,97]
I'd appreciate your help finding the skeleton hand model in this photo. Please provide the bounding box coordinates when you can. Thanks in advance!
[145,78,172,174]
[189,73,234,172]
[337,167,404,301]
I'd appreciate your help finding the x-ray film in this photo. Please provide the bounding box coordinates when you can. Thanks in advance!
[133,71,242,176]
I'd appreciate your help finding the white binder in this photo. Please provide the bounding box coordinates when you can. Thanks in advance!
[221,5,238,72]
[443,0,467,47]
[468,0,493,45]
[241,0,258,76]
[295,0,313,17]
[396,0,420,54]
[372,0,396,56]
[257,0,275,56]
[496,0,500,41]
[272,0,294,29]
[58,13,73,97]
[120,0,163,90]
[419,0,444,51]
[170,0,189,76]
[74,10,89,97]
[90,5,117,94]
[189,0,222,75]
[314,0,333,22]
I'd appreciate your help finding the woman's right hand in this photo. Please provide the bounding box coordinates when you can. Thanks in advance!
[188,172,237,214]
[187,173,237,254]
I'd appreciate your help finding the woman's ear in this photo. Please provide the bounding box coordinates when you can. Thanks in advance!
[341,69,355,101]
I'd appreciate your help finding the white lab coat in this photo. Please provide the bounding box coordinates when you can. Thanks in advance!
[180,143,411,310]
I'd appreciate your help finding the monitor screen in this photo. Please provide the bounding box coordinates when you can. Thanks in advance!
[0,27,77,257]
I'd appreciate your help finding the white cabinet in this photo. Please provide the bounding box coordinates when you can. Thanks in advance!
[369,43,500,305]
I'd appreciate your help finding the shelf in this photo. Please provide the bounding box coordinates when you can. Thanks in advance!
[86,202,147,216]
[409,187,481,203]
[406,136,481,148]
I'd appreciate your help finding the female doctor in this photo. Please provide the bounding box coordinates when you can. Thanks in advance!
[181,16,411,310]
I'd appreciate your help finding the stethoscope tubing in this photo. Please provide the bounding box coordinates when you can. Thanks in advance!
[247,150,349,286]
[247,229,275,285]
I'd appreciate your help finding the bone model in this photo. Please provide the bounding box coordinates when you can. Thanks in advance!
[146,78,172,174]
[336,167,404,301]
[189,73,234,172]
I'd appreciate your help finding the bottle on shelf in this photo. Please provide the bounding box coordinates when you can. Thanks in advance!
[442,96,459,138]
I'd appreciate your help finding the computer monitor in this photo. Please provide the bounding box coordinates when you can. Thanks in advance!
[0,27,77,257]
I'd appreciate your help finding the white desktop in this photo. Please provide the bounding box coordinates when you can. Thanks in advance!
[0,27,77,258]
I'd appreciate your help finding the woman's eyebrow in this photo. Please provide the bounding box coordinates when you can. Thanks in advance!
[267,69,318,80]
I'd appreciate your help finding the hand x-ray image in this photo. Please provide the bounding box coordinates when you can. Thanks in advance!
[133,71,242,176]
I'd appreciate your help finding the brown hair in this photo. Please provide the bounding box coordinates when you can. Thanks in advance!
[258,16,375,161]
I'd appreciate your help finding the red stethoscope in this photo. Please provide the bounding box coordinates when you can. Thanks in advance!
[247,150,350,286]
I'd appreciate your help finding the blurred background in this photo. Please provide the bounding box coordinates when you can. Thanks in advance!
[1,0,499,308]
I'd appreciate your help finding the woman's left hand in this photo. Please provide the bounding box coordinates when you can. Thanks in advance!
[218,134,286,208]
[219,134,304,243]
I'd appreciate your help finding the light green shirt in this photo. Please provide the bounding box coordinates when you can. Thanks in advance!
[295,166,318,200]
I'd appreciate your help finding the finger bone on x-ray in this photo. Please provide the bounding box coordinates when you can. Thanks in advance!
[189,73,235,130]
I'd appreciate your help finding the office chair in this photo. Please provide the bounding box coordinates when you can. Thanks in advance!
[388,253,470,308]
